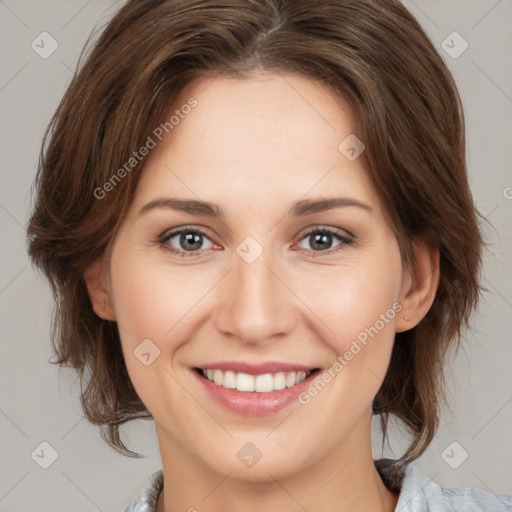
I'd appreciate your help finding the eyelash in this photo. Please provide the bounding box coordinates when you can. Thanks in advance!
[156,225,355,259]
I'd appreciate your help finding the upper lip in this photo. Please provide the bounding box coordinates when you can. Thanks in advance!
[195,361,319,375]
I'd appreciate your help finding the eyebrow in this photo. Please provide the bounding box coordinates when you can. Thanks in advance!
[138,196,373,218]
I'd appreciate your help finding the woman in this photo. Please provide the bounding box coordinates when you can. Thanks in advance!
[26,0,512,510]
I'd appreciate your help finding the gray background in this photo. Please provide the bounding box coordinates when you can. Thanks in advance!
[0,0,511,510]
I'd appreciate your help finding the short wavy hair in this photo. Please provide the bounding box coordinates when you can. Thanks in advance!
[26,0,484,462]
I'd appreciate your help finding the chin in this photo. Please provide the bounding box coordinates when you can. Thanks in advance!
[211,455,302,483]
[195,434,319,483]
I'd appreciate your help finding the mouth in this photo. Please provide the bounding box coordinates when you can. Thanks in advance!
[192,364,322,415]
[194,367,320,393]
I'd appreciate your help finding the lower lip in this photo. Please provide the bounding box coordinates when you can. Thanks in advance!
[193,369,319,415]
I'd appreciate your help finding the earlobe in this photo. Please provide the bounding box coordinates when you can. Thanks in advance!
[83,259,116,321]
[395,238,440,333]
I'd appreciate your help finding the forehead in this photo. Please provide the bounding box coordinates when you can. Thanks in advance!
[132,73,380,217]
[170,72,357,154]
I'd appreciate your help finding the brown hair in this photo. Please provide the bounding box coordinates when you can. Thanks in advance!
[26,0,483,462]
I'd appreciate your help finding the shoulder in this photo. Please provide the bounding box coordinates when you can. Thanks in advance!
[375,458,512,512]
[124,470,164,512]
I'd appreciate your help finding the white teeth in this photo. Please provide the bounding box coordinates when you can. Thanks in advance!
[254,373,274,392]
[213,369,223,385]
[236,372,255,392]
[223,370,237,389]
[273,372,286,390]
[200,369,312,392]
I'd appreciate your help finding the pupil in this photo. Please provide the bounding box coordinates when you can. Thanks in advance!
[312,233,331,251]
[182,232,202,251]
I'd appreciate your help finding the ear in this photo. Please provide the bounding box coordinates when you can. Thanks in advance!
[83,259,116,321]
[395,236,440,333]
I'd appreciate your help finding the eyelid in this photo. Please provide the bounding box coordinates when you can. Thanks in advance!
[294,226,355,254]
[158,224,217,242]
[296,225,354,242]
[157,224,355,258]
[157,225,219,256]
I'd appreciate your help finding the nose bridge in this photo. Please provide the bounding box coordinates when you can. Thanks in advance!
[214,239,294,343]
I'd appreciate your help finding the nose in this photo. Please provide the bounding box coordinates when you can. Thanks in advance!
[213,246,298,345]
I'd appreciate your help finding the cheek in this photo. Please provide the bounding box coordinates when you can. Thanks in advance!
[107,250,206,410]
[292,254,403,425]
[110,253,188,337]
[294,250,403,367]
[110,240,403,352]
[305,260,400,328]
[108,249,220,366]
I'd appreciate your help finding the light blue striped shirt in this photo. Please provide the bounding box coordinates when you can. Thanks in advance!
[124,459,512,511]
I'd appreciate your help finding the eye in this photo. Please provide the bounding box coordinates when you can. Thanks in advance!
[158,227,217,258]
[296,227,354,255]
[157,225,354,259]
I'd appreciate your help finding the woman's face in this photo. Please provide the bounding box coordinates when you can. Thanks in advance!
[93,73,412,480]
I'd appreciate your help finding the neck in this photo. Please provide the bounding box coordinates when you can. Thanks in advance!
[155,418,399,512]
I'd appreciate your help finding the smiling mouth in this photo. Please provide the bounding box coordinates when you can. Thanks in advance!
[194,367,321,393]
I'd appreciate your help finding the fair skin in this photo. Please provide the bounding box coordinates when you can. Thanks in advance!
[85,73,439,512]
